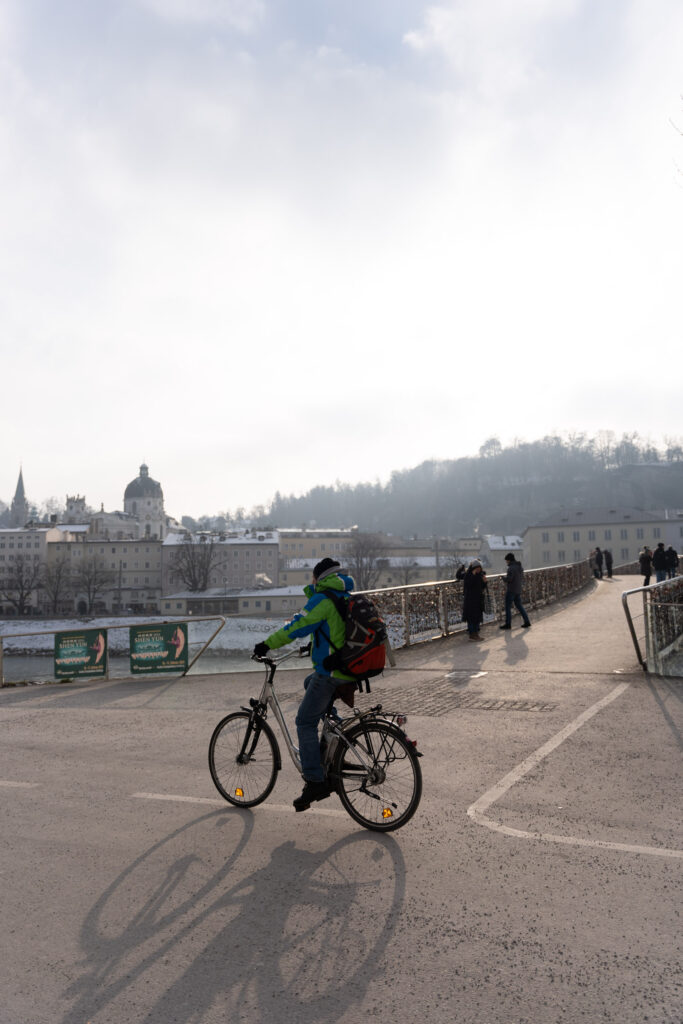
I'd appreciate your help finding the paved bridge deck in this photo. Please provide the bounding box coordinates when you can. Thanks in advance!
[1,574,681,1024]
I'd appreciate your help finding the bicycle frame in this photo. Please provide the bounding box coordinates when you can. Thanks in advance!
[251,650,381,778]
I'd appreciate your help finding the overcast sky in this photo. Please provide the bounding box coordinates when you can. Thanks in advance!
[1,0,682,521]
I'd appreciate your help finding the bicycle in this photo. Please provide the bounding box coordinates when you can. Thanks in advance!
[208,646,423,832]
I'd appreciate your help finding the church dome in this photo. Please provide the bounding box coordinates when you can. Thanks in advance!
[124,463,163,501]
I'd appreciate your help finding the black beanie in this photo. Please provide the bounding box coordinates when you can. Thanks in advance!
[313,557,341,581]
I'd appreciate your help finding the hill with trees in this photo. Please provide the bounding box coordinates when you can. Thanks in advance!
[252,432,683,537]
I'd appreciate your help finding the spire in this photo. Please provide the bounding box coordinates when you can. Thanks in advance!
[10,467,29,527]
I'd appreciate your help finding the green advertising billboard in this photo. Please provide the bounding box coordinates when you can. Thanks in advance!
[129,623,189,675]
[54,629,108,679]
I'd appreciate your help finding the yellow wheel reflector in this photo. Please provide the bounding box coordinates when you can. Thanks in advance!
[235,788,244,797]
[382,807,393,819]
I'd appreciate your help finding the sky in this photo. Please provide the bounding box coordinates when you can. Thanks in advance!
[1,0,682,521]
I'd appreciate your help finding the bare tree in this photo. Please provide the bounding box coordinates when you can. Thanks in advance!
[73,555,116,614]
[347,533,385,591]
[41,557,74,614]
[1,554,43,615]
[394,558,421,586]
[170,535,222,592]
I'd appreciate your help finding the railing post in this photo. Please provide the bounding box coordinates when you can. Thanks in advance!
[439,588,448,636]
[402,591,411,646]
[0,637,4,686]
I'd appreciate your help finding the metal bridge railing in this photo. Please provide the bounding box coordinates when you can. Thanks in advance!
[361,561,593,649]
[622,576,683,675]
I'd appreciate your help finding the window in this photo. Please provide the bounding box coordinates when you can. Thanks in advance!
[542,532,550,543]
[621,548,629,559]
[557,532,565,543]
[620,529,628,540]
[604,530,611,540]
[588,530,595,541]
[542,551,551,563]
[653,527,661,538]
[636,528,644,539]
[573,531,580,542]
[558,550,565,562]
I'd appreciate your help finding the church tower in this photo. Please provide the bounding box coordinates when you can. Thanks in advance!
[123,463,166,540]
[10,468,29,527]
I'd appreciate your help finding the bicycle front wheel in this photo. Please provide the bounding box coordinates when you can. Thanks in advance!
[333,721,422,832]
[209,712,280,807]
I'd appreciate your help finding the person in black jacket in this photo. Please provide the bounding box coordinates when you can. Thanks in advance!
[462,560,487,641]
[652,542,668,583]
[639,546,653,587]
[500,553,531,630]
[604,549,613,577]
[665,546,679,579]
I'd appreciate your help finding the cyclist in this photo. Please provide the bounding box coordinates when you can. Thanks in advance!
[253,558,356,812]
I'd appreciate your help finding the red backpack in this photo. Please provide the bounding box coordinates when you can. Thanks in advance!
[322,590,387,693]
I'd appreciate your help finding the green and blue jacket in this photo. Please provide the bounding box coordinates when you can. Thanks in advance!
[265,572,355,680]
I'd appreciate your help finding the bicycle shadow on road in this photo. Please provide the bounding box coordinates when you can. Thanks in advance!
[60,810,406,1024]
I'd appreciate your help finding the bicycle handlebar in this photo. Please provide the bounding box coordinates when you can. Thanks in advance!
[251,643,311,668]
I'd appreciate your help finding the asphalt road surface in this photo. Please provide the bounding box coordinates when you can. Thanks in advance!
[1,576,681,1024]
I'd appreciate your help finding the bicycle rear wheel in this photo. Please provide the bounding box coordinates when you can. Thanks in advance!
[333,720,422,832]
[209,711,280,807]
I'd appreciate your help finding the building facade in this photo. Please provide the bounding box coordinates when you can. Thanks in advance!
[523,508,683,569]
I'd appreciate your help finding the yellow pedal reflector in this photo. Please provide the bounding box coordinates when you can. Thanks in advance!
[382,807,393,819]
[235,788,244,797]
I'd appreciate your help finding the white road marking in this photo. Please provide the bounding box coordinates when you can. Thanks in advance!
[467,683,683,860]
[131,792,346,818]
[0,780,39,788]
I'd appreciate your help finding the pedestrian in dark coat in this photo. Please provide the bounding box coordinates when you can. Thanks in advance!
[500,553,531,629]
[462,561,487,641]
[652,542,668,583]
[639,546,652,587]
[604,549,613,577]
[594,547,604,579]
[665,546,679,579]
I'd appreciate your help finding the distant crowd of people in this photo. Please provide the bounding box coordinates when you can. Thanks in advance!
[589,542,679,585]
[638,542,679,587]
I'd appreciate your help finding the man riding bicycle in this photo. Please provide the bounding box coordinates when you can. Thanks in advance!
[253,558,356,812]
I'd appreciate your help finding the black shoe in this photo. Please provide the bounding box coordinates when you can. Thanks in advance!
[293,779,332,812]
[521,622,531,628]
[499,624,511,630]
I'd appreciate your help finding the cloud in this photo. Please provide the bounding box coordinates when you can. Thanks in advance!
[137,0,265,33]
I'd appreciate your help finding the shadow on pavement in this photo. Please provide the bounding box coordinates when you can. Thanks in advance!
[61,810,405,1023]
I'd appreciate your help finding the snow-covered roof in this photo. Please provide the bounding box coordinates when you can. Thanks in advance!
[163,531,279,546]
[55,524,90,534]
[164,585,302,600]
[485,535,524,550]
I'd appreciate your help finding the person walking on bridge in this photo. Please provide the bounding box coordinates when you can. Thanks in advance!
[652,542,668,583]
[665,546,679,579]
[639,546,653,587]
[500,552,531,630]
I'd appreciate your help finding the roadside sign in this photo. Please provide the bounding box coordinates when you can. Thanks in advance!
[129,623,188,675]
[54,629,108,678]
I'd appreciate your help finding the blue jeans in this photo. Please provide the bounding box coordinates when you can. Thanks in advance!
[505,591,530,627]
[655,570,667,583]
[295,672,339,781]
